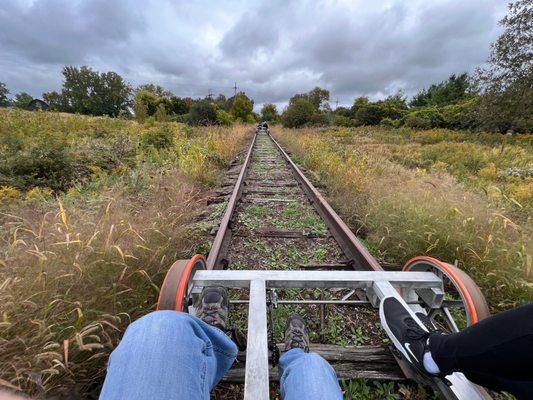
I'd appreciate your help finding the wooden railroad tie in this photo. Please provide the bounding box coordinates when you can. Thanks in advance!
[223,344,404,382]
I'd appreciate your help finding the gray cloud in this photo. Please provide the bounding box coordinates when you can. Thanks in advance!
[0,0,506,108]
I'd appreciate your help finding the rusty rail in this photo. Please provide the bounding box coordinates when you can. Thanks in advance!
[268,132,383,272]
[206,131,257,270]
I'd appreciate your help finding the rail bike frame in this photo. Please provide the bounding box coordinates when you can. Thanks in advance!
[188,269,490,400]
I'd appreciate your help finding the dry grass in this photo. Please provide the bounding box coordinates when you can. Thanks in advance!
[273,126,532,311]
[0,111,252,397]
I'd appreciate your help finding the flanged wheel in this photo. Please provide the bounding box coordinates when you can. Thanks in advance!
[403,256,490,331]
[157,254,206,312]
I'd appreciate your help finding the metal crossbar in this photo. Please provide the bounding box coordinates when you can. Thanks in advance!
[192,270,488,400]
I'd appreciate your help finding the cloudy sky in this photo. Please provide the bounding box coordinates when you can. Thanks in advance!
[0,0,507,109]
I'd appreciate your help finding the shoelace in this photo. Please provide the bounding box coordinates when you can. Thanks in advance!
[405,317,430,341]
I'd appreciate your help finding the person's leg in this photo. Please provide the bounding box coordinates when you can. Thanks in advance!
[99,311,237,400]
[279,315,343,400]
[429,303,533,395]
[279,349,343,400]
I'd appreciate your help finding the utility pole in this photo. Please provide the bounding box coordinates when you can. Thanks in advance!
[208,89,213,101]
[233,82,238,97]
[335,99,339,109]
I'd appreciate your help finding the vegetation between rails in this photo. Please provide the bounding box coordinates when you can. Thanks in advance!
[0,109,251,397]
[273,126,532,311]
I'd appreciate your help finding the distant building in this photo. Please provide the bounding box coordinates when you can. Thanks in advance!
[27,99,49,111]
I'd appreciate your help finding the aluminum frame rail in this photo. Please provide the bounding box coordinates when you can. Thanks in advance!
[192,269,489,400]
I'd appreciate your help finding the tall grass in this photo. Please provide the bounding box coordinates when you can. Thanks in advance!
[0,110,251,397]
[274,127,532,311]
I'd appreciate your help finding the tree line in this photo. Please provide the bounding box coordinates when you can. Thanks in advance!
[275,0,531,133]
[1,0,529,133]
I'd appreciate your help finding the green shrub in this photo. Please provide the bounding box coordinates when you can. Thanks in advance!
[189,101,217,126]
[281,99,314,128]
[440,99,476,130]
[380,117,402,128]
[354,104,385,125]
[0,132,75,191]
[309,113,330,126]
[216,109,234,126]
[404,108,444,129]
[141,127,175,149]
[333,115,354,127]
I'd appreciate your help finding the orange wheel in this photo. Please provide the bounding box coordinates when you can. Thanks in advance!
[403,256,490,330]
[157,254,206,312]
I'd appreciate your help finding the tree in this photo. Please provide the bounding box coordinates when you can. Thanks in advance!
[136,84,172,98]
[281,99,314,128]
[0,82,10,107]
[189,100,217,125]
[13,92,33,109]
[410,74,472,107]
[43,91,68,111]
[231,92,254,121]
[60,66,132,116]
[135,90,160,116]
[474,0,532,132]
[289,87,330,112]
[307,87,330,111]
[261,103,278,121]
[170,96,189,115]
[154,103,167,122]
[134,99,148,122]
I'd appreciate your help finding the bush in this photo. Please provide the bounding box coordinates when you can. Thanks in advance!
[0,186,21,204]
[404,108,444,129]
[189,101,217,126]
[174,113,190,124]
[440,99,477,130]
[216,109,234,126]
[0,132,74,191]
[333,115,354,127]
[380,117,402,128]
[354,104,385,125]
[282,99,314,128]
[309,113,330,126]
[141,127,175,149]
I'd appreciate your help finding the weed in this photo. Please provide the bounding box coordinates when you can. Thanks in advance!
[0,110,252,396]
[274,127,532,310]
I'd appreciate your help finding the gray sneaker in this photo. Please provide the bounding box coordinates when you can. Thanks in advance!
[195,286,229,331]
[284,315,309,352]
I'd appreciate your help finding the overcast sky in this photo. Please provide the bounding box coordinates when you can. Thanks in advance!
[0,0,507,109]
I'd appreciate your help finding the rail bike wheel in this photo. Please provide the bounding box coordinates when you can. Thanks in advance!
[403,256,490,331]
[157,254,206,312]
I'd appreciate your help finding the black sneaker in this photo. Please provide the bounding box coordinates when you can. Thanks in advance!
[380,297,432,374]
[415,312,442,334]
[284,315,309,352]
[195,286,229,331]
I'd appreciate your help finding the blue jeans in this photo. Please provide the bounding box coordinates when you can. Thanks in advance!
[100,311,342,400]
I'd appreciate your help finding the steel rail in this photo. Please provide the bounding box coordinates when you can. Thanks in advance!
[268,132,384,271]
[206,131,257,270]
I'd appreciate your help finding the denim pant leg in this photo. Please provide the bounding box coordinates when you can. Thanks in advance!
[99,311,238,400]
[279,349,343,400]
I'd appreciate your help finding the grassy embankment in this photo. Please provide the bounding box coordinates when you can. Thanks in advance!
[274,126,532,311]
[0,109,251,397]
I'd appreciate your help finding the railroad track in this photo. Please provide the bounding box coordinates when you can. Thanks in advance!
[157,127,491,399]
